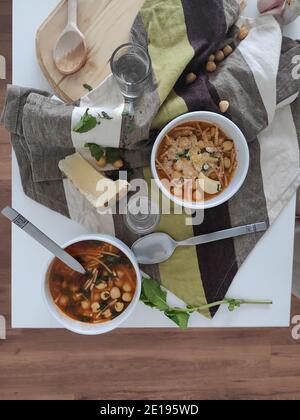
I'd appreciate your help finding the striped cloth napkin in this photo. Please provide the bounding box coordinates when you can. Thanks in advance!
[2,0,300,317]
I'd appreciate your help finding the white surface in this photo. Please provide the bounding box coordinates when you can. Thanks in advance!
[11,0,299,328]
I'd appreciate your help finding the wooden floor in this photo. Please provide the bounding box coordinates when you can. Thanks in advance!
[1,0,300,401]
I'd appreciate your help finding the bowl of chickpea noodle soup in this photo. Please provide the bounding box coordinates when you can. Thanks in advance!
[43,234,141,335]
[152,112,249,210]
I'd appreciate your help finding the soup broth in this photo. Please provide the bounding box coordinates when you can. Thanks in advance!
[48,240,137,324]
[156,121,237,201]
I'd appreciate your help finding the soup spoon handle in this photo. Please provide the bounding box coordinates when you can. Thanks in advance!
[1,207,86,275]
[178,222,268,247]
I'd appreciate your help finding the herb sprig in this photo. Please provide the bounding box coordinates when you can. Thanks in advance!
[140,277,273,329]
[73,108,113,134]
[85,143,122,164]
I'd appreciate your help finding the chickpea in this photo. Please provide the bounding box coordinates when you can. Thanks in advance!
[101,291,110,301]
[110,287,121,300]
[223,45,233,57]
[219,100,230,113]
[115,302,125,313]
[113,159,124,169]
[122,293,132,303]
[96,281,107,291]
[103,309,112,319]
[208,54,215,62]
[193,189,204,202]
[185,72,197,85]
[69,283,80,293]
[81,300,91,310]
[223,141,234,152]
[91,302,100,313]
[206,61,217,72]
[97,157,107,168]
[173,186,183,198]
[123,283,132,293]
[238,26,249,40]
[173,159,184,172]
[58,295,69,308]
[215,50,225,62]
[224,157,231,169]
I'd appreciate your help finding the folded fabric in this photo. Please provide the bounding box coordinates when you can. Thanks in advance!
[2,0,300,317]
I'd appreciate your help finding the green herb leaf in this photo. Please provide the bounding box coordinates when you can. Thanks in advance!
[141,277,169,311]
[98,111,113,120]
[73,109,97,133]
[85,143,105,161]
[83,84,93,92]
[140,277,272,330]
[106,148,122,164]
[165,310,189,329]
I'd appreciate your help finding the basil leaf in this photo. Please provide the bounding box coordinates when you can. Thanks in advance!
[142,277,169,311]
[99,111,113,120]
[85,143,105,161]
[83,84,93,92]
[165,310,189,330]
[73,109,97,133]
[106,148,122,164]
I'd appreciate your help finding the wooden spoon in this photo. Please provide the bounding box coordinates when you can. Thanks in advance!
[53,0,87,75]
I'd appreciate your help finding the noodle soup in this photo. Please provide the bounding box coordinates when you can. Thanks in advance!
[48,240,137,324]
[155,121,238,202]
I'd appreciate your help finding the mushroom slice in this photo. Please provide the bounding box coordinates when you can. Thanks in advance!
[198,173,222,195]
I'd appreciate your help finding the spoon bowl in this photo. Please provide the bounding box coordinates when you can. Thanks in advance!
[53,0,87,75]
[132,233,177,265]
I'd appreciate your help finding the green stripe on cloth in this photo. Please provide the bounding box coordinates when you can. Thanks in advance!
[143,168,211,319]
[140,0,194,105]
[152,89,188,130]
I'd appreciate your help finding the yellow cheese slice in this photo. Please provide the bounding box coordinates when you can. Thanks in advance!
[59,153,129,208]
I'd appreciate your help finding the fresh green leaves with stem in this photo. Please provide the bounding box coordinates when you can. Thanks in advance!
[140,277,273,329]
[85,143,122,164]
[73,108,113,134]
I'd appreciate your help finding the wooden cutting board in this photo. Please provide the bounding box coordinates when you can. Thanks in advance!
[36,0,144,102]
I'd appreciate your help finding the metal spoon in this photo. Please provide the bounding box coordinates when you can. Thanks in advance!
[53,0,87,75]
[132,222,268,265]
[1,207,86,275]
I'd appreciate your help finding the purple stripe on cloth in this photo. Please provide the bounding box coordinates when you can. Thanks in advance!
[174,0,228,117]
[193,203,238,317]
[181,0,227,69]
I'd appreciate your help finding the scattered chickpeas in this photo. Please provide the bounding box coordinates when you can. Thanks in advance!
[215,50,225,62]
[58,295,69,308]
[113,159,124,169]
[122,293,132,303]
[185,72,197,85]
[238,26,249,40]
[115,302,125,313]
[223,141,234,152]
[103,309,112,319]
[96,281,107,291]
[97,157,107,168]
[223,45,233,57]
[123,283,132,293]
[206,61,217,73]
[101,291,110,301]
[208,54,215,62]
[110,287,121,300]
[219,100,230,113]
